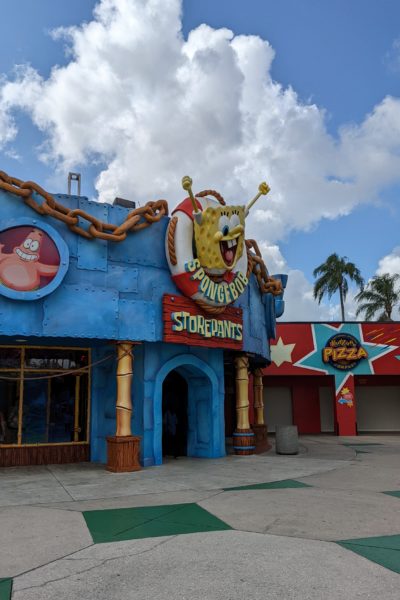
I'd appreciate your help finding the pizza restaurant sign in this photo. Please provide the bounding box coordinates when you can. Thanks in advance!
[322,333,368,371]
[163,294,243,350]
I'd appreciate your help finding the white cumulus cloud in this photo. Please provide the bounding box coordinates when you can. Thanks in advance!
[1,0,400,320]
[377,247,400,276]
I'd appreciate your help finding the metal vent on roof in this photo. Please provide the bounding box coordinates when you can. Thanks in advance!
[113,197,136,209]
[68,172,81,196]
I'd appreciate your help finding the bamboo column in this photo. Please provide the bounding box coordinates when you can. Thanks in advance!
[116,342,133,436]
[252,367,270,453]
[233,355,255,455]
[107,341,141,472]
[253,368,264,426]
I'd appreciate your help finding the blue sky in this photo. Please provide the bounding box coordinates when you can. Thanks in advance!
[1,0,400,318]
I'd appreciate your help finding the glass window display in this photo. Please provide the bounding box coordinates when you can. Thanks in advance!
[0,347,89,446]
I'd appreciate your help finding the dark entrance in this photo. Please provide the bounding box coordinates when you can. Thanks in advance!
[162,370,188,458]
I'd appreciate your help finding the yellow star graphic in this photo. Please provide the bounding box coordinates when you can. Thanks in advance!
[271,337,296,367]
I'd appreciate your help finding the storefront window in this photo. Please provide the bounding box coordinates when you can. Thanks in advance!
[0,377,19,444]
[0,347,89,446]
[0,348,20,369]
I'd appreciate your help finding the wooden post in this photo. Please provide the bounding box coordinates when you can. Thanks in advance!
[116,342,133,436]
[73,375,81,442]
[253,368,264,426]
[252,368,270,453]
[233,355,255,455]
[107,341,141,472]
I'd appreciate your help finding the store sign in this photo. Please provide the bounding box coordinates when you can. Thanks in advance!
[322,333,368,371]
[166,197,249,310]
[184,259,248,305]
[165,178,270,311]
[0,219,69,301]
[163,294,243,350]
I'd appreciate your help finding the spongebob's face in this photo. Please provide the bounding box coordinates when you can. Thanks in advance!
[194,205,245,271]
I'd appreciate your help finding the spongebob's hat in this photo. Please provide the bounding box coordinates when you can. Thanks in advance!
[181,176,270,223]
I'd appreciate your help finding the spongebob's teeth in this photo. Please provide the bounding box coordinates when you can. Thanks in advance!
[232,239,237,247]
[227,240,234,248]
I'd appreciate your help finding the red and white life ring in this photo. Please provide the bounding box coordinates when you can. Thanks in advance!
[165,195,249,310]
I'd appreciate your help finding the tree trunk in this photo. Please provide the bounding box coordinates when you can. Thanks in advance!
[339,285,345,321]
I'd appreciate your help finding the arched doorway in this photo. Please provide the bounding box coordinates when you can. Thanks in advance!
[151,354,226,466]
[162,370,188,458]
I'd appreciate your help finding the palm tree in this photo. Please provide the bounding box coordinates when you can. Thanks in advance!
[355,273,400,321]
[313,253,364,321]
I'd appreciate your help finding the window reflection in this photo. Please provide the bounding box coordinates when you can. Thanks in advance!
[0,348,21,369]
[0,347,89,446]
[0,376,19,444]
[24,349,88,370]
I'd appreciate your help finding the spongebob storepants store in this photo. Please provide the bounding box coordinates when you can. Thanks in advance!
[0,172,286,471]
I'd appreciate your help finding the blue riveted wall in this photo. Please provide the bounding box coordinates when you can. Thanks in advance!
[90,342,225,466]
[0,189,283,358]
[0,187,286,466]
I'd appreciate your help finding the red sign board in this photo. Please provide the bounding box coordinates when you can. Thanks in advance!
[163,294,243,350]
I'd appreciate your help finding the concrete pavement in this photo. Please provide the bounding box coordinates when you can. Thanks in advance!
[1,435,400,599]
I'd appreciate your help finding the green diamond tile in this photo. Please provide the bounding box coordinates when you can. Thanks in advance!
[83,502,231,544]
[223,479,311,491]
[0,579,12,600]
[344,442,383,446]
[383,491,400,499]
[337,534,400,574]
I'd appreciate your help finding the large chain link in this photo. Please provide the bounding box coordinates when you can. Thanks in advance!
[0,170,168,242]
[246,239,283,296]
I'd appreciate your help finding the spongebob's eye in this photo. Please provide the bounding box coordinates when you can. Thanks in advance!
[218,215,230,237]
[23,239,32,249]
[30,240,39,252]
[229,214,240,230]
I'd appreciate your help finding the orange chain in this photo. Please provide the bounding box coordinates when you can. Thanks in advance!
[246,239,283,296]
[0,170,283,296]
[0,170,168,242]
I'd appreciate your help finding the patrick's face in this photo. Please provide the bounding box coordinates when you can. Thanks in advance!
[13,231,42,263]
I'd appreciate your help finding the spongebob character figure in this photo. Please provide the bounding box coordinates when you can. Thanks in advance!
[182,176,269,276]
[166,176,270,310]
[194,204,245,274]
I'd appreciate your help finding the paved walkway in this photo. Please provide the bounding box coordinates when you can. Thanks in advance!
[1,435,400,599]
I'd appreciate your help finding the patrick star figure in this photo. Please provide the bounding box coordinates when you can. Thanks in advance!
[0,229,59,291]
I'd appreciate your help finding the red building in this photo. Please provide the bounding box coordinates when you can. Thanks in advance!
[263,322,400,436]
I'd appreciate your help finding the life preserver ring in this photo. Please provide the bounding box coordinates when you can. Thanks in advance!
[165,195,249,312]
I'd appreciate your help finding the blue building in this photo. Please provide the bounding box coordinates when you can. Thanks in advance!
[0,175,286,469]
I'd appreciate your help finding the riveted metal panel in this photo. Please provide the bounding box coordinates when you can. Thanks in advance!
[43,284,118,338]
[249,279,263,342]
[117,299,156,341]
[263,292,277,340]
[108,218,168,268]
[107,265,138,293]
[0,297,44,337]
[77,199,108,272]
[52,194,80,258]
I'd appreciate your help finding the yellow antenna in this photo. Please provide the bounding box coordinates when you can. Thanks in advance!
[245,181,270,216]
[182,176,200,214]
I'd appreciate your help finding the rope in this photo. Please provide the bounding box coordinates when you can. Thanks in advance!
[194,299,228,316]
[167,216,178,266]
[0,348,131,381]
[195,189,226,206]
